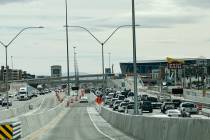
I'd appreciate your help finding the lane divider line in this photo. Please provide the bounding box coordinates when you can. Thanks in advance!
[87,107,115,140]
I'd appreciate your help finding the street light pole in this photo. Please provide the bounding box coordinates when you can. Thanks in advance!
[108,52,111,69]
[101,43,105,91]
[67,25,139,93]
[11,56,14,82]
[5,46,8,109]
[0,26,43,109]
[11,56,14,70]
[65,0,70,96]
[73,46,77,86]
[132,0,139,115]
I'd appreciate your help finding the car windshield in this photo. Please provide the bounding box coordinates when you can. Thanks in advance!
[182,103,195,108]
[143,102,151,105]
[118,95,125,100]
[120,103,127,106]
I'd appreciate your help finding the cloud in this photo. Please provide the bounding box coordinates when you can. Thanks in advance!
[174,0,210,9]
[0,0,32,5]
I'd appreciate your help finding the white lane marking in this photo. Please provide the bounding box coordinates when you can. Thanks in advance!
[37,95,47,110]
[87,107,115,140]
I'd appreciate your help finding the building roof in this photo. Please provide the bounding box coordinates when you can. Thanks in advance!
[121,58,210,64]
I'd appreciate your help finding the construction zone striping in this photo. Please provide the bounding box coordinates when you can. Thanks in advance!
[0,122,21,140]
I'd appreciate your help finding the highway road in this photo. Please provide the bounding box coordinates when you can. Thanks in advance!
[25,94,135,140]
[0,91,62,121]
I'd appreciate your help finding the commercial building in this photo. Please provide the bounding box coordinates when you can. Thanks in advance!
[120,58,210,86]
[51,65,62,77]
[0,66,35,81]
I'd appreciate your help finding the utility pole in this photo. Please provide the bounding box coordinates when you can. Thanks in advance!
[131,0,139,115]
[65,0,70,96]
[108,52,111,69]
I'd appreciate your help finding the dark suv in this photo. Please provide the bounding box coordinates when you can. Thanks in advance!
[161,102,175,113]
[140,101,153,113]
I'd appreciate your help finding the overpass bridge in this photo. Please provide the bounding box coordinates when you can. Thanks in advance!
[8,74,114,85]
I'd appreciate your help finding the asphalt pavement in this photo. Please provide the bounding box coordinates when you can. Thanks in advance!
[24,93,135,140]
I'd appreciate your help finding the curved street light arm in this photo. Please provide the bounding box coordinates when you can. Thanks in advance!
[68,25,102,45]
[0,40,6,47]
[103,25,140,45]
[7,27,43,47]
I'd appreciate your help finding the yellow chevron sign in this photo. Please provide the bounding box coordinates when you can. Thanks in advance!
[0,124,13,140]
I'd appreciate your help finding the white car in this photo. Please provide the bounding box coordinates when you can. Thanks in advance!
[180,102,199,114]
[118,102,128,113]
[80,96,88,103]
[166,109,181,117]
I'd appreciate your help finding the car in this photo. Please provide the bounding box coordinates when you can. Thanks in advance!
[44,89,50,94]
[141,94,148,101]
[158,96,171,103]
[104,96,111,105]
[151,102,162,109]
[8,94,14,98]
[2,99,12,107]
[172,99,182,108]
[118,95,125,101]
[125,101,135,114]
[179,102,199,114]
[127,91,134,97]
[40,90,45,95]
[161,102,175,113]
[139,101,153,113]
[80,96,88,103]
[0,97,4,105]
[109,98,118,108]
[148,96,158,102]
[166,109,181,117]
[113,100,122,111]
[118,102,128,113]
[108,92,114,98]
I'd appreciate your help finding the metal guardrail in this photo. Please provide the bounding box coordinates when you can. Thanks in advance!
[0,121,21,140]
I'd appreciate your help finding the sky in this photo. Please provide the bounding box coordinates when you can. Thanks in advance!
[0,0,210,75]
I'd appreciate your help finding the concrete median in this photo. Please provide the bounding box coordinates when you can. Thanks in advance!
[0,98,43,121]
[100,107,210,140]
[19,101,65,137]
[0,108,16,120]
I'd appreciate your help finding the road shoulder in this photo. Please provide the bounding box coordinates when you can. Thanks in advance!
[87,107,136,140]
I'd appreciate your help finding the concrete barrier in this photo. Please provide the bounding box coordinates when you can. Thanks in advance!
[0,98,43,121]
[0,108,16,120]
[100,107,210,140]
[19,101,65,137]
